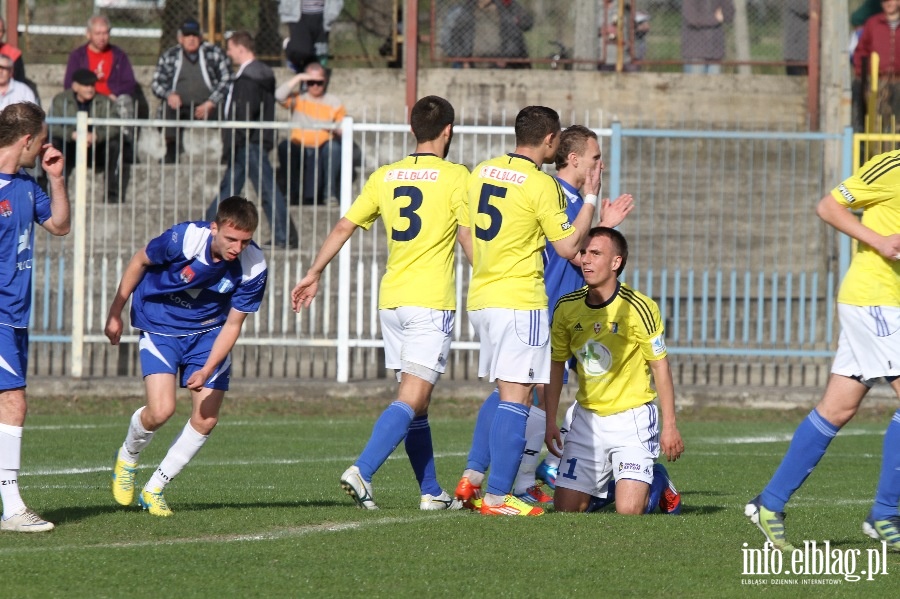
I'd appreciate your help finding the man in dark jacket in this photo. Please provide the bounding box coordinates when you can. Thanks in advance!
[48,69,128,203]
[205,31,297,249]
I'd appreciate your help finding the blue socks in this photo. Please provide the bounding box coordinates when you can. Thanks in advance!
[404,415,442,496]
[761,408,840,513]
[872,409,900,521]
[465,388,500,473]
[355,401,415,481]
[485,401,530,496]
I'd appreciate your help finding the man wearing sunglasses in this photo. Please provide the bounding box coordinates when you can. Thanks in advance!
[275,62,345,206]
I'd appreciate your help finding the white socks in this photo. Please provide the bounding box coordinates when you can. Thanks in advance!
[145,421,208,492]
[121,406,154,463]
[0,423,25,519]
[513,406,546,495]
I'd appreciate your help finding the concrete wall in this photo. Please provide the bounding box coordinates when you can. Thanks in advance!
[30,65,809,129]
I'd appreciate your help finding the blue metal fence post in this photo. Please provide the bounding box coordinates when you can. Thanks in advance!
[839,126,854,279]
[610,121,622,201]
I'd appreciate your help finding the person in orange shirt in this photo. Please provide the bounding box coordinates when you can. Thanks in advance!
[275,62,345,205]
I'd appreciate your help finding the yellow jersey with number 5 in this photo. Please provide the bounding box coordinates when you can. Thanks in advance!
[344,153,469,310]
[463,153,574,310]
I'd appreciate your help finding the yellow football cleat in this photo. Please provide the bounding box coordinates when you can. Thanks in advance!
[139,487,174,517]
[111,450,138,506]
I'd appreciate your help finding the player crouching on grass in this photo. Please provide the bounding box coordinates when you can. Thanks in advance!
[105,196,267,516]
[544,227,684,514]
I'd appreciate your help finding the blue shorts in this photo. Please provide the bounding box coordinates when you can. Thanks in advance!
[0,325,28,391]
[138,329,232,390]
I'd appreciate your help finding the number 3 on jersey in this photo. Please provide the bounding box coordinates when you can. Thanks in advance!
[391,186,423,241]
[475,183,505,241]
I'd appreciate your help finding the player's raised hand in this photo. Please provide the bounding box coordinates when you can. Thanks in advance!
[584,157,602,197]
[660,426,684,462]
[104,313,123,345]
[40,144,64,178]
[291,274,320,311]
[599,193,634,228]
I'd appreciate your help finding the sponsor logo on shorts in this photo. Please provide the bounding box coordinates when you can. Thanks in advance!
[643,465,652,476]
[0,199,12,217]
[384,168,439,182]
[180,265,195,284]
[651,334,666,356]
[837,184,856,204]
[618,461,641,472]
[529,368,534,379]
[478,166,527,185]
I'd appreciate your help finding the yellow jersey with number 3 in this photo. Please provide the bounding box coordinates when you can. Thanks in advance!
[344,153,469,310]
[551,283,667,416]
[831,150,900,307]
[463,153,574,310]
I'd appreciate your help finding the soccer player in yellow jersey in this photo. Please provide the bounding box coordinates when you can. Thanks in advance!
[545,227,684,514]
[746,150,900,552]
[454,106,597,517]
[291,96,472,511]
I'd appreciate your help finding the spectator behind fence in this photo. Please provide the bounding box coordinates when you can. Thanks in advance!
[48,69,129,203]
[599,0,636,72]
[0,54,36,110]
[64,15,138,120]
[854,0,900,127]
[205,31,298,249]
[275,62,345,205]
[151,18,232,163]
[783,0,809,76]
[439,0,532,69]
[0,17,25,84]
[681,0,734,74]
[279,0,345,71]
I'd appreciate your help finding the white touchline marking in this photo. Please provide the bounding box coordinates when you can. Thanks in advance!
[23,452,469,477]
[0,515,444,555]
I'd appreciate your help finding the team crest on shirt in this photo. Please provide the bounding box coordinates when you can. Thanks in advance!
[179,265,196,284]
[593,322,603,334]
[0,200,11,217]
[216,278,234,294]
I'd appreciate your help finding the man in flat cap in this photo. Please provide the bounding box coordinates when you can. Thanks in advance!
[48,67,128,203]
[151,17,232,163]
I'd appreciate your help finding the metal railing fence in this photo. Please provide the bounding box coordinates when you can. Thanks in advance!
[27,113,852,384]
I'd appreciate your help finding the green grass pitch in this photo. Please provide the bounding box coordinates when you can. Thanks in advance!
[1,396,898,598]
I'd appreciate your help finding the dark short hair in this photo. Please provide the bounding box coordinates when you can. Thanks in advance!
[228,30,254,53]
[555,125,598,170]
[587,226,628,276]
[215,196,259,232]
[409,96,455,143]
[515,106,560,147]
[0,102,45,148]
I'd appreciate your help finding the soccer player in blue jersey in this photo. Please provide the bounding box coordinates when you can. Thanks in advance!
[746,150,900,551]
[0,102,70,533]
[106,196,267,517]
[546,227,684,515]
[292,96,472,510]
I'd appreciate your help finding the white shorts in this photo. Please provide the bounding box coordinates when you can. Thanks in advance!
[555,402,660,497]
[380,307,453,382]
[469,308,550,384]
[832,304,900,384]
